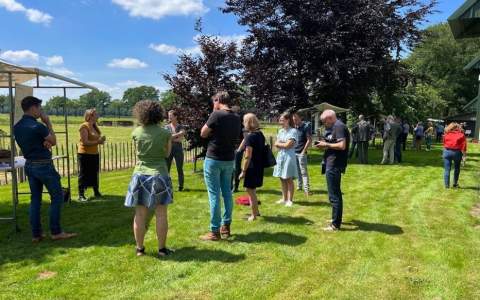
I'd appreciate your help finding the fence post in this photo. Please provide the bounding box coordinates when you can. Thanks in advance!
[115,143,118,170]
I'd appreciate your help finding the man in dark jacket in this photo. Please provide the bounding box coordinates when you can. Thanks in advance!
[354,115,372,164]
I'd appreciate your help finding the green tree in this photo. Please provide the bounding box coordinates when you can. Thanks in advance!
[44,96,69,115]
[0,95,8,113]
[78,90,112,115]
[122,86,159,109]
[405,23,480,116]
[108,99,128,117]
[160,90,180,111]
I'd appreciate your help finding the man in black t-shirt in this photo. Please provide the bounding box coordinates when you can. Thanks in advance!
[315,110,350,231]
[199,91,241,241]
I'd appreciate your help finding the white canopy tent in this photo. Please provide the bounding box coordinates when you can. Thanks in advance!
[0,60,97,232]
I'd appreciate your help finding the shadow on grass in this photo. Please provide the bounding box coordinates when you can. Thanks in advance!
[233,231,307,246]
[263,215,314,225]
[295,201,330,207]
[343,220,404,235]
[0,195,134,266]
[460,186,480,191]
[165,247,245,263]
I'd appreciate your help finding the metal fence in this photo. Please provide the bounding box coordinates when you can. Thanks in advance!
[0,135,276,186]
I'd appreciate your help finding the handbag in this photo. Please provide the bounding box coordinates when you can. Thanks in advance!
[263,144,276,168]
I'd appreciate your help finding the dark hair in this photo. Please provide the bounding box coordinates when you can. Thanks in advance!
[133,100,165,126]
[21,96,42,112]
[212,91,232,106]
[280,111,294,127]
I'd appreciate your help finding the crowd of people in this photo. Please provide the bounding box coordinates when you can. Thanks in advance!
[12,94,469,256]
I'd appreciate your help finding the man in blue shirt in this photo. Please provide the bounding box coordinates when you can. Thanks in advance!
[14,96,77,243]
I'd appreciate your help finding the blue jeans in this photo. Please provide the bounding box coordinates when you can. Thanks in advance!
[204,158,234,232]
[25,161,63,237]
[443,149,463,188]
[326,167,343,229]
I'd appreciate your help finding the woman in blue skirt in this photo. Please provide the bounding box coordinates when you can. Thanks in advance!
[125,100,174,257]
[273,111,298,207]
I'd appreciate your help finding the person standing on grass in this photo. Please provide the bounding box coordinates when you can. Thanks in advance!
[238,113,265,221]
[125,100,174,257]
[381,115,398,164]
[293,112,312,196]
[436,123,445,143]
[442,123,467,189]
[273,111,298,207]
[425,122,434,151]
[165,110,186,192]
[355,115,371,164]
[402,121,410,151]
[414,122,424,151]
[394,117,403,163]
[14,96,77,243]
[77,108,106,202]
[199,91,241,241]
[232,105,247,193]
[315,110,349,231]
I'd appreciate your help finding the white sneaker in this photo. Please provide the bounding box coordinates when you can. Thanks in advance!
[276,199,286,204]
[285,201,293,207]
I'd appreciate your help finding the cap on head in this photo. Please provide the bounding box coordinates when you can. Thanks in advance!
[21,96,42,112]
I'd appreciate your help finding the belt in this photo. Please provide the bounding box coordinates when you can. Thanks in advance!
[444,148,461,152]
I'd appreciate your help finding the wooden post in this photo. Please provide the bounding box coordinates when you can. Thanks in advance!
[61,144,65,177]
[115,143,118,170]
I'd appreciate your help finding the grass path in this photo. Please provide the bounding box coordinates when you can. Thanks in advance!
[0,144,479,299]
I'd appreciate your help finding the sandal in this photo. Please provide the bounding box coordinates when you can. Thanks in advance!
[158,248,174,257]
[136,247,146,256]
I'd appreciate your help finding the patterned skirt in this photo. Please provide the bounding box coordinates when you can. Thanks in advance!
[125,173,173,209]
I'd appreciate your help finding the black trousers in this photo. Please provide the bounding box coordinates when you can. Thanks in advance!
[78,153,100,195]
[326,167,343,228]
[232,149,244,191]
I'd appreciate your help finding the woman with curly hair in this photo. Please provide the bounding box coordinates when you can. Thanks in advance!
[125,100,174,257]
[442,122,467,188]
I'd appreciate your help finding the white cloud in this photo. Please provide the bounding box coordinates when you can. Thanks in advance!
[0,49,39,63]
[0,0,52,25]
[150,34,245,57]
[112,0,208,20]
[150,43,201,56]
[88,80,154,99]
[45,55,64,66]
[149,43,179,55]
[107,57,148,69]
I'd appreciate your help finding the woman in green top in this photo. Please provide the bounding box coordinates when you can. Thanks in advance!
[125,100,174,257]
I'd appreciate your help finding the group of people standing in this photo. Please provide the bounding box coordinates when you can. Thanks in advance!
[12,93,468,257]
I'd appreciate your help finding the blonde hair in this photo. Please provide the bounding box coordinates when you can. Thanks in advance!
[243,113,260,131]
[445,122,461,133]
[84,108,101,134]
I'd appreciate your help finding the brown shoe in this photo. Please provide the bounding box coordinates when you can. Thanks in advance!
[220,225,231,238]
[199,231,221,241]
[32,233,47,244]
[51,232,78,241]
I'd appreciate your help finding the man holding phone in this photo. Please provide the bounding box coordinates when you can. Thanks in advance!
[14,96,77,243]
[315,110,350,231]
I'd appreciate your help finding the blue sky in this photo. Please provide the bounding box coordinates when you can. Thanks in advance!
[0,0,468,100]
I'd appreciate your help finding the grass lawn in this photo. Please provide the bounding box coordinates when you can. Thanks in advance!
[0,143,479,299]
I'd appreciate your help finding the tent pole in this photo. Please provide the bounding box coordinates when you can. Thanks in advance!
[8,72,19,232]
[63,88,72,203]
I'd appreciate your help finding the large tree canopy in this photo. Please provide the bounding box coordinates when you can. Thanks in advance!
[224,0,436,115]
[164,35,243,148]
[122,86,159,108]
[405,22,480,116]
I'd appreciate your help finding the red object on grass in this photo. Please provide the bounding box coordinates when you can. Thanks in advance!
[235,195,251,206]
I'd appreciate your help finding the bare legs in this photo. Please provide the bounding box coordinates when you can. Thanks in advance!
[280,178,295,204]
[246,188,260,221]
[133,205,168,250]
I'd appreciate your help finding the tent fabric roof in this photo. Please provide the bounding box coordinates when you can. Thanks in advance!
[297,102,350,115]
[0,60,97,90]
[448,0,480,39]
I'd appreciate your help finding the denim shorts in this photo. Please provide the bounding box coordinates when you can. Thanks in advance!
[125,173,173,209]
